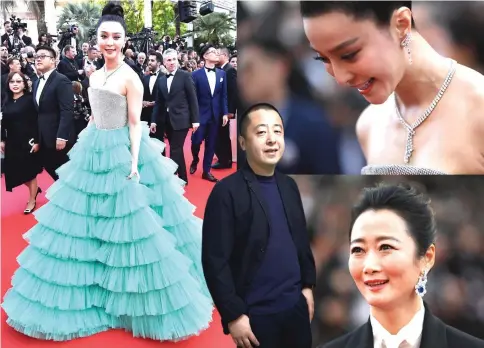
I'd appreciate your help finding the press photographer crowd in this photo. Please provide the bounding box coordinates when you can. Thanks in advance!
[0,14,237,214]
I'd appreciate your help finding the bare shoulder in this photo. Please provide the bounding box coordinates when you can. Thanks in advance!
[123,64,143,91]
[89,68,104,88]
[456,64,484,126]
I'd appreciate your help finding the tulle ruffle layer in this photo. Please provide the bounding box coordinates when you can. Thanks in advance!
[2,124,212,341]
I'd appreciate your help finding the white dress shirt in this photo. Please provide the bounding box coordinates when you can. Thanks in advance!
[371,300,425,348]
[36,68,68,142]
[204,66,216,96]
[149,70,160,94]
[166,68,176,93]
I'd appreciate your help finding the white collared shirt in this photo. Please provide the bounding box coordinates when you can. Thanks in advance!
[35,68,55,105]
[204,66,216,96]
[167,68,177,93]
[149,69,159,94]
[371,300,425,348]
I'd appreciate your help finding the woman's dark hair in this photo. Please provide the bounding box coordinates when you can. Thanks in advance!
[349,183,436,258]
[96,2,127,34]
[3,71,30,106]
[300,1,415,28]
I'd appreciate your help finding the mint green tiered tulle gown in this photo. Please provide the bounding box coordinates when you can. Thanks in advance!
[1,87,213,341]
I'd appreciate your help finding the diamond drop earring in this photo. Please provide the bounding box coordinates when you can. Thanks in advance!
[401,32,413,64]
[415,269,428,297]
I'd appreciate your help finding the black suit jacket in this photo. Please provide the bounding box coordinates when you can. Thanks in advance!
[151,69,199,130]
[33,70,75,148]
[321,302,484,348]
[1,33,13,51]
[57,57,82,82]
[141,72,164,123]
[221,62,238,115]
[202,162,317,335]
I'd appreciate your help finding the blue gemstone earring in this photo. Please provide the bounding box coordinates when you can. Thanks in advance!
[415,269,428,297]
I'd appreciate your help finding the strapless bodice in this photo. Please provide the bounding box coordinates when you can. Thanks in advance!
[361,164,447,175]
[88,87,128,130]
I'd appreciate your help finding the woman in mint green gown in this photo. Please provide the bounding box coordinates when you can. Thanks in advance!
[1,2,213,341]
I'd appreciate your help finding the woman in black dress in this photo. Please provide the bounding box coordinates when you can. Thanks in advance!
[1,71,42,214]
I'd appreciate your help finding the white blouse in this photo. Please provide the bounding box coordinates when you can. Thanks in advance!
[370,299,425,348]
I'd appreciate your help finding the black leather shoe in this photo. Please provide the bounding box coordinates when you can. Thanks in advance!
[190,162,197,175]
[202,172,218,182]
[211,162,232,169]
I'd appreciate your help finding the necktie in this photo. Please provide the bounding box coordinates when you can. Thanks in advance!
[205,67,216,72]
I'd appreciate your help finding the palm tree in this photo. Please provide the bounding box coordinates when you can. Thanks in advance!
[189,12,236,47]
[1,0,41,26]
[57,2,102,43]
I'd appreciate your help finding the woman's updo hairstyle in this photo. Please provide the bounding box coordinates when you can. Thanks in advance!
[349,183,436,258]
[96,2,127,34]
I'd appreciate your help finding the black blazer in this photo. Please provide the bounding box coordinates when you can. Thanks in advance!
[151,69,199,130]
[222,62,238,115]
[57,57,82,82]
[33,70,75,148]
[321,302,484,348]
[141,72,164,123]
[202,162,316,335]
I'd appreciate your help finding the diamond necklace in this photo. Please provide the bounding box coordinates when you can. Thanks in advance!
[395,59,456,164]
[102,62,125,86]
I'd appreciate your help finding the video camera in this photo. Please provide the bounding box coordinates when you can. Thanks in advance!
[10,15,27,32]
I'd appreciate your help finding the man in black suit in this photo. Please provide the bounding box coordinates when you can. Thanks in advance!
[202,103,316,348]
[33,46,75,180]
[151,49,199,185]
[141,51,164,144]
[1,21,14,52]
[213,47,237,170]
[57,45,84,82]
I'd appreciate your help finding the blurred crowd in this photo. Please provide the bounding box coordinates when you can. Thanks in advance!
[237,1,484,174]
[292,175,484,347]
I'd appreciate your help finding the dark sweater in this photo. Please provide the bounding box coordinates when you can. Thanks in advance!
[245,174,301,315]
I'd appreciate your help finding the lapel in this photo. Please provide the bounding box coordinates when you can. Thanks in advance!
[345,320,373,348]
[151,72,164,97]
[38,70,56,106]
[419,302,448,348]
[32,78,40,108]
[241,162,271,229]
[213,69,223,96]
[159,74,168,99]
[169,69,182,96]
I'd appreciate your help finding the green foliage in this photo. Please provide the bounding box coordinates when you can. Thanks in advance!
[58,2,102,42]
[189,12,236,47]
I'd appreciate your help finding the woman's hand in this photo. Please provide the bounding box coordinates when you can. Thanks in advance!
[0,141,5,154]
[127,165,140,180]
[30,143,39,153]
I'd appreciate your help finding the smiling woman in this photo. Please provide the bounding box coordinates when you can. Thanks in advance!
[319,183,484,348]
[300,1,484,175]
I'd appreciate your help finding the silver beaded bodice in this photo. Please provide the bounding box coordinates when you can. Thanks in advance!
[88,87,128,130]
[361,165,447,175]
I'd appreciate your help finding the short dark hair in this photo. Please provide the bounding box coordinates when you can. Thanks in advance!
[36,45,57,59]
[88,47,97,53]
[349,183,436,258]
[239,103,283,138]
[300,1,415,28]
[149,51,163,63]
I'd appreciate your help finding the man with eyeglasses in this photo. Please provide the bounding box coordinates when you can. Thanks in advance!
[33,46,75,181]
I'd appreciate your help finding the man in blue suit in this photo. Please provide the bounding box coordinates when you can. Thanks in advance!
[190,44,229,182]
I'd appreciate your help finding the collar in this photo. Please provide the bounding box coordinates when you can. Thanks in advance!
[370,299,425,348]
[167,68,177,76]
[40,68,55,80]
[221,62,228,69]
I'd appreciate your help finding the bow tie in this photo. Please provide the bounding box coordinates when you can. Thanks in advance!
[39,75,45,80]
[166,73,174,77]
[150,72,157,76]
[205,67,216,72]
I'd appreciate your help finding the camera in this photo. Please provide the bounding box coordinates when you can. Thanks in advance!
[10,15,27,32]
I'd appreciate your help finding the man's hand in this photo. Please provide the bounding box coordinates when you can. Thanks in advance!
[56,139,66,151]
[228,315,259,348]
[192,122,199,132]
[228,113,235,119]
[150,123,157,133]
[302,288,314,322]
[222,115,229,127]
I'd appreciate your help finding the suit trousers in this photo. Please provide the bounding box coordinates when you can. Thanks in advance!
[215,120,232,165]
[39,141,70,181]
[165,121,189,182]
[247,293,312,348]
[191,121,218,173]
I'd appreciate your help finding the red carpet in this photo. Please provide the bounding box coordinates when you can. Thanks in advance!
[1,139,235,348]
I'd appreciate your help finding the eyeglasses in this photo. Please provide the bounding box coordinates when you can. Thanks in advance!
[34,54,53,60]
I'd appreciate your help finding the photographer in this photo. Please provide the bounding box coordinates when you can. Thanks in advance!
[20,46,38,82]
[2,17,28,54]
[57,25,79,53]
[72,81,89,136]
[57,45,84,82]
